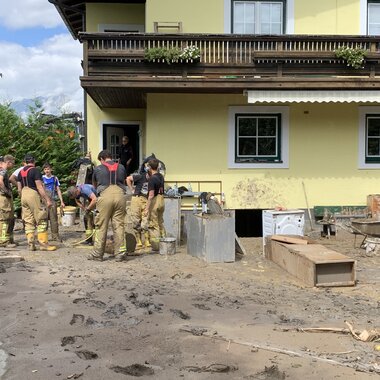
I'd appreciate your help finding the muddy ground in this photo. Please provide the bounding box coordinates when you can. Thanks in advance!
[0,222,379,380]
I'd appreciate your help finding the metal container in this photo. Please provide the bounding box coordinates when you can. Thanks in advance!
[351,219,380,236]
[187,213,235,263]
[159,238,176,255]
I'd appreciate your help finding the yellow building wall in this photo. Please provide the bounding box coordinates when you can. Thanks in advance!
[86,0,360,35]
[86,97,146,162]
[86,3,145,32]
[146,93,380,209]
[145,0,224,33]
[85,0,362,35]
[295,0,360,35]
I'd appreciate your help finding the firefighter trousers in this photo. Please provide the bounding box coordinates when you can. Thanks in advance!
[148,194,165,251]
[0,194,14,246]
[21,187,48,235]
[92,185,126,258]
[130,195,149,235]
[47,200,59,238]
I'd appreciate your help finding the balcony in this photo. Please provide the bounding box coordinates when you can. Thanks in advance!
[79,32,380,108]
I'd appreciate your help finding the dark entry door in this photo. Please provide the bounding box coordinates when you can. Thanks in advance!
[103,124,140,174]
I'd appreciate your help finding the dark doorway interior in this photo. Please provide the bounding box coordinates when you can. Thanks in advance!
[235,209,263,237]
[103,124,140,174]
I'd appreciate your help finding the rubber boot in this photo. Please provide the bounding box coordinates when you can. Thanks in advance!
[26,233,36,251]
[144,231,151,248]
[136,234,143,249]
[82,230,94,245]
[8,218,17,245]
[51,233,62,242]
[8,235,18,247]
[159,226,166,239]
[0,221,9,247]
[37,231,57,251]
[0,221,16,247]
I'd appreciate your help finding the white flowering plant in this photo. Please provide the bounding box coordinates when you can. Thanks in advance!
[145,45,201,64]
[179,45,201,60]
[334,46,367,69]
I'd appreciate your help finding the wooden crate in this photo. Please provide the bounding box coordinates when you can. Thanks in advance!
[265,235,356,287]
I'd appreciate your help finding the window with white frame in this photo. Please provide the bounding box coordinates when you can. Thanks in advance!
[228,106,289,169]
[368,1,380,35]
[236,114,281,162]
[365,114,380,162]
[358,107,380,168]
[232,1,285,34]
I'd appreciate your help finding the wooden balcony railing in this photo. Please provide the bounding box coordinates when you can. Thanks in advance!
[80,32,380,75]
[78,33,380,107]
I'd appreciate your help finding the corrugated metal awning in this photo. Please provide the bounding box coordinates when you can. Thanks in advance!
[247,90,380,103]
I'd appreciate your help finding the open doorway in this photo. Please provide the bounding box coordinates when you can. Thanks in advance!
[103,123,140,174]
[235,209,263,237]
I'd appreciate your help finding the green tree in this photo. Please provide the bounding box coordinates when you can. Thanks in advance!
[0,101,82,209]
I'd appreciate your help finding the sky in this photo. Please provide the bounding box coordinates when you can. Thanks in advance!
[0,0,83,115]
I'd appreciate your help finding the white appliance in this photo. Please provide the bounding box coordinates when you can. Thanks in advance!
[262,209,305,246]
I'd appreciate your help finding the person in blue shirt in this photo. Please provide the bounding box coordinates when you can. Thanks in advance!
[67,184,97,245]
[42,163,65,242]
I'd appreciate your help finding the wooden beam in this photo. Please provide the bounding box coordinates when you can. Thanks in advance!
[271,235,309,245]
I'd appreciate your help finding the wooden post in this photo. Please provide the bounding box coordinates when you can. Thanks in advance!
[83,40,88,76]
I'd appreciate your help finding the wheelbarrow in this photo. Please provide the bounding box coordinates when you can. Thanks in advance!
[350,218,380,248]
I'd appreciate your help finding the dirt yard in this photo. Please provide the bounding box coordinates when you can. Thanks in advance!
[0,222,379,380]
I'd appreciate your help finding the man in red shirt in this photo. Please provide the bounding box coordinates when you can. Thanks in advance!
[17,154,56,251]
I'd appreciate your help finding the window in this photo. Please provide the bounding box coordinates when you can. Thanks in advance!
[228,106,289,169]
[365,115,380,162]
[358,107,380,168]
[232,1,285,34]
[236,114,281,162]
[368,1,380,35]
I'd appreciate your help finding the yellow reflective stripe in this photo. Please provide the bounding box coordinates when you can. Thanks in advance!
[118,245,126,253]
[0,224,7,239]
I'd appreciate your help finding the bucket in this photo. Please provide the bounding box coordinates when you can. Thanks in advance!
[159,237,176,255]
[61,206,77,227]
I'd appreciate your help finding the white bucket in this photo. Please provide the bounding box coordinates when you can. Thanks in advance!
[61,207,77,227]
[159,237,176,255]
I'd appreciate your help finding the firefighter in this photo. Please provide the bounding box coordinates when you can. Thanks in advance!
[17,154,56,251]
[126,168,151,250]
[0,155,16,248]
[89,150,127,261]
[144,158,166,251]
[67,184,97,244]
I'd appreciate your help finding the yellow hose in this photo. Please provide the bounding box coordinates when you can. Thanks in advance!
[63,230,95,247]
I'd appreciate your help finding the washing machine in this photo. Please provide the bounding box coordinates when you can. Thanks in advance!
[262,209,305,246]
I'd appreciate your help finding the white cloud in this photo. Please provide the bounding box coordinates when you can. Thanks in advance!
[0,0,63,29]
[0,34,83,113]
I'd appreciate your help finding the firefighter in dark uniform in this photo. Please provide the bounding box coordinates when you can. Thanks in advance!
[144,158,166,251]
[89,150,127,261]
[126,169,151,250]
[17,154,56,251]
